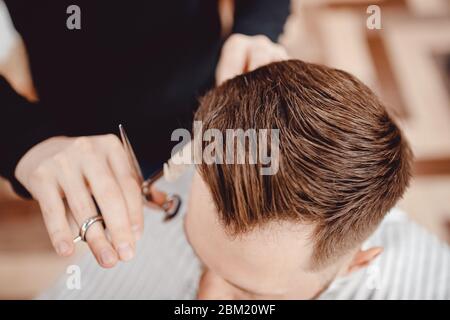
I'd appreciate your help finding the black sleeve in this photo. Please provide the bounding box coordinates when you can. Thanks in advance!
[232,0,291,42]
[0,76,59,198]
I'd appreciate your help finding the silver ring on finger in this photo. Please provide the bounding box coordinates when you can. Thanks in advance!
[73,215,104,243]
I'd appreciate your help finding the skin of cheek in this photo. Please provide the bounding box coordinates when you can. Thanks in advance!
[185,172,351,300]
[185,214,327,299]
[197,265,336,300]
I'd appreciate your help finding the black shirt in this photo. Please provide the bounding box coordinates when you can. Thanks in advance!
[0,0,290,196]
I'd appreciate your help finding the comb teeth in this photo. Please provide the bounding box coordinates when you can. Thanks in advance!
[163,141,192,182]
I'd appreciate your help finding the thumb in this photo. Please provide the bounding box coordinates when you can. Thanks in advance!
[215,39,248,85]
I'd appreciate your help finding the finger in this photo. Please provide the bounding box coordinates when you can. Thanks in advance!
[279,48,289,60]
[149,185,167,207]
[102,135,144,241]
[82,154,135,262]
[216,35,249,85]
[247,46,275,72]
[272,46,289,61]
[56,157,118,268]
[31,177,74,257]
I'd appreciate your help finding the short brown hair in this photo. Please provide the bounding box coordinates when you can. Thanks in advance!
[194,60,412,269]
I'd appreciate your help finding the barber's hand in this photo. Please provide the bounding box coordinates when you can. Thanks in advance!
[15,135,144,268]
[215,33,289,85]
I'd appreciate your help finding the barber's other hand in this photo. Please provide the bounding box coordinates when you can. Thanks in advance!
[15,135,144,268]
[215,33,289,85]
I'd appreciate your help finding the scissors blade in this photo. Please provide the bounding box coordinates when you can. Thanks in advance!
[119,124,145,185]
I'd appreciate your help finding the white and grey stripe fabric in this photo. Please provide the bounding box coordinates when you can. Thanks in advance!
[38,167,450,300]
[319,208,450,300]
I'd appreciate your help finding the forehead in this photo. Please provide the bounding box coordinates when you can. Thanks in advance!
[185,171,318,294]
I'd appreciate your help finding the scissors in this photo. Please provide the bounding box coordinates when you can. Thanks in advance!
[119,124,182,220]
[73,125,182,243]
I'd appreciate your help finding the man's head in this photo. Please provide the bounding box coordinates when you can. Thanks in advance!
[185,59,412,299]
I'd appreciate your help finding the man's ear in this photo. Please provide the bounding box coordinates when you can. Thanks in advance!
[345,247,383,275]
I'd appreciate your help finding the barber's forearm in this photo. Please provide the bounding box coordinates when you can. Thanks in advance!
[0,76,57,197]
[232,0,290,42]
